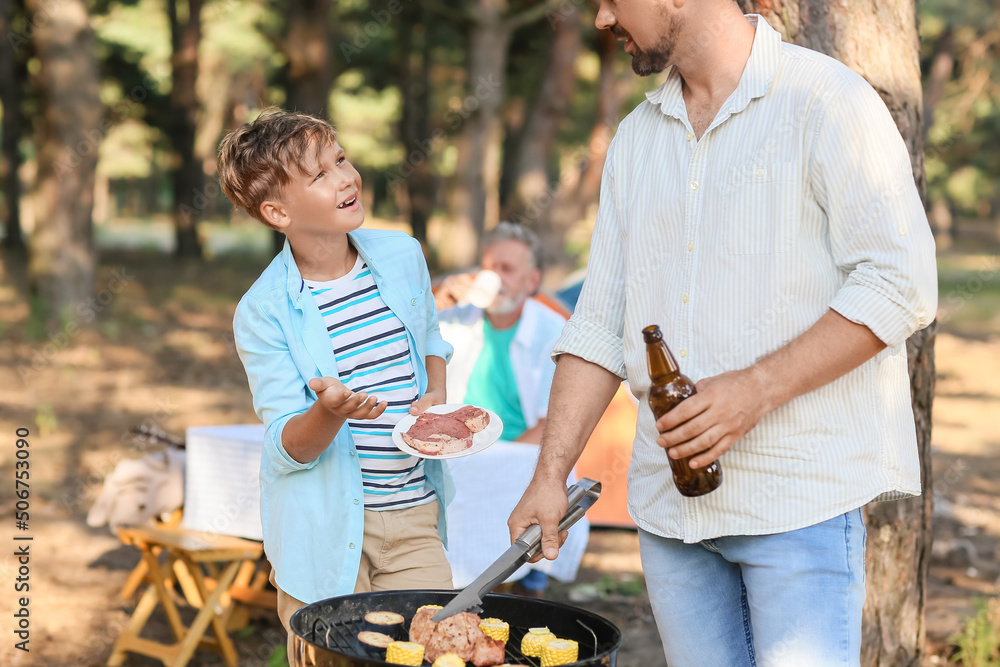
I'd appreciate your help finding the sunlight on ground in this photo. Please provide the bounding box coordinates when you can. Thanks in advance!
[932,334,1000,457]
[0,242,997,663]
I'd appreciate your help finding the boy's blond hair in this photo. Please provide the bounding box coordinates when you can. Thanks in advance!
[217,108,337,227]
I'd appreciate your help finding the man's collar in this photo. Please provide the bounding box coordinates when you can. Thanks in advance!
[644,15,782,121]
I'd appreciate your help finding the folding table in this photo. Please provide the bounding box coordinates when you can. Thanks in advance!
[107,526,264,667]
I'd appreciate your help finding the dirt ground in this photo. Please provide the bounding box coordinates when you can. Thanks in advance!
[0,244,997,666]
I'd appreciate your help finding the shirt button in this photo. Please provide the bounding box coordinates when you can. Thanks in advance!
[898,226,907,236]
[690,181,700,190]
[687,242,694,252]
[349,542,356,549]
[411,298,417,305]
[353,498,360,505]
[679,349,688,358]
[756,168,765,178]
[686,132,694,141]
[682,295,689,303]
[350,451,356,457]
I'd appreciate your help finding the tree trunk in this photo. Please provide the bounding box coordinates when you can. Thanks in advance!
[450,1,510,264]
[397,4,435,251]
[504,3,581,230]
[284,0,332,116]
[0,0,26,252]
[167,0,203,258]
[541,27,631,268]
[743,2,934,664]
[25,0,100,324]
[273,0,332,254]
[922,27,953,246]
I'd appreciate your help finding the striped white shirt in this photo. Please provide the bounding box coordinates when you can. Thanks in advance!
[306,255,434,511]
[553,16,938,542]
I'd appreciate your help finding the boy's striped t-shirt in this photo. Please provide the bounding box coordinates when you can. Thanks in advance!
[305,254,434,511]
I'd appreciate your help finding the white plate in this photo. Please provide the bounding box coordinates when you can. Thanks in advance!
[392,404,503,460]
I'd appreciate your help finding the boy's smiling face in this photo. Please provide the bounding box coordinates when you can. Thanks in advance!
[261,139,365,241]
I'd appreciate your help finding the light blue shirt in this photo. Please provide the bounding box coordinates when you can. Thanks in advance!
[233,229,454,603]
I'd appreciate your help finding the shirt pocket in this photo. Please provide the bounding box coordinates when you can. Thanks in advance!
[406,289,428,328]
[721,162,802,255]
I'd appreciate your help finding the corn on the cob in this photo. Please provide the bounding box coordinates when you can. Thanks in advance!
[416,604,443,612]
[541,638,579,666]
[431,654,466,667]
[479,617,510,643]
[521,627,557,657]
[385,641,424,665]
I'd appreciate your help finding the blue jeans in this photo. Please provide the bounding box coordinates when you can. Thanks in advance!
[518,567,549,591]
[639,509,866,667]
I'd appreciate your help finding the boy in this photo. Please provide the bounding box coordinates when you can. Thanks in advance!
[218,109,454,657]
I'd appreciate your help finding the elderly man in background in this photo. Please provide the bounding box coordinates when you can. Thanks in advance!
[435,221,583,597]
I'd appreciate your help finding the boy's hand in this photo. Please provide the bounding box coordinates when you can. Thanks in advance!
[309,377,386,420]
[409,389,446,416]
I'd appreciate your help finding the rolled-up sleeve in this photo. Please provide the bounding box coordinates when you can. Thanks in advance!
[813,81,938,347]
[552,136,628,379]
[233,295,319,475]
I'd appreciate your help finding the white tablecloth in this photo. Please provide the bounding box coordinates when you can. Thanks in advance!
[183,424,266,540]
[442,441,590,588]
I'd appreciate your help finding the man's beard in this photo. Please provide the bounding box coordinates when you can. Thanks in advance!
[632,37,675,76]
[486,293,525,316]
[615,18,680,77]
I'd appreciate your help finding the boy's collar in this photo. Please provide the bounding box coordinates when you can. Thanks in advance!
[283,231,379,303]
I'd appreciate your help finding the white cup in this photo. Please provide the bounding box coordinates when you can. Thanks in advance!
[465,270,502,309]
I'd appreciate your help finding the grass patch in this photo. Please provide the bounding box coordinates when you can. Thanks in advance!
[937,252,1000,336]
[949,598,1000,666]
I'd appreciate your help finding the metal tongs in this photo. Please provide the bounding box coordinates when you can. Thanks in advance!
[432,478,602,622]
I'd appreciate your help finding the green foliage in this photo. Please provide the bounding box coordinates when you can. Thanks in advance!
[920,0,1000,219]
[25,296,49,342]
[949,598,1000,666]
[93,0,172,91]
[203,0,280,74]
[267,645,289,667]
[331,71,404,171]
[98,120,159,179]
[570,573,646,601]
[35,403,58,437]
[937,252,1000,336]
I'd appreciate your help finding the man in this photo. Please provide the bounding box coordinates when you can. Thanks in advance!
[509,2,937,666]
[436,221,582,596]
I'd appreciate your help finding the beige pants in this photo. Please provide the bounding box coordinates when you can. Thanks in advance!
[276,499,453,662]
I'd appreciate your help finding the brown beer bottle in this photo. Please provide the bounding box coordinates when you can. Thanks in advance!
[642,324,721,497]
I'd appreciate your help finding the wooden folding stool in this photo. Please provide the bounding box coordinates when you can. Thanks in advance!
[107,526,263,667]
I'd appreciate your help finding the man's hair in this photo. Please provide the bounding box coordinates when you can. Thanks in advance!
[216,108,337,227]
[481,221,545,273]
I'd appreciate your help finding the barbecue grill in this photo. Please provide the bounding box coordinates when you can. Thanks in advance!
[289,589,623,666]
[289,479,621,666]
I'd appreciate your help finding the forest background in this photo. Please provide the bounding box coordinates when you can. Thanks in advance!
[2,0,996,289]
[1,0,1000,665]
